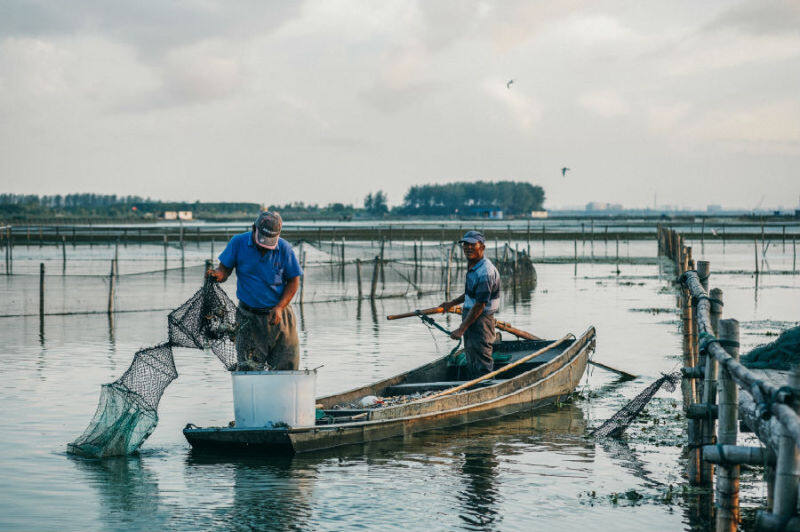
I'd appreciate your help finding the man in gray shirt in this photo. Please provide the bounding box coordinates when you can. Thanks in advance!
[441,231,501,378]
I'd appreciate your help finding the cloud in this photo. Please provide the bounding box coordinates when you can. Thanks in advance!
[578,90,630,117]
[684,100,800,153]
[483,79,541,130]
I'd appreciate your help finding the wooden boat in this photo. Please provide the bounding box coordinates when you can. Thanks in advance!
[184,326,596,454]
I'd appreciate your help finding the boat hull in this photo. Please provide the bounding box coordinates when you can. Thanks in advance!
[184,326,595,455]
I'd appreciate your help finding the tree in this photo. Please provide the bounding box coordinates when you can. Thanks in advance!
[398,181,545,216]
[364,190,388,215]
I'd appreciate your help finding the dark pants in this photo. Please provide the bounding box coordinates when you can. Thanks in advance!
[235,305,300,371]
[462,313,495,379]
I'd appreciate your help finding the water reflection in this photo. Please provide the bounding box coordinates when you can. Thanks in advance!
[71,456,170,529]
[186,453,317,531]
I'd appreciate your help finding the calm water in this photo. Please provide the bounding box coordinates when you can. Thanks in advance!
[0,240,797,531]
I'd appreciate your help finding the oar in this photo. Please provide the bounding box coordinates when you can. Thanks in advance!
[484,317,636,380]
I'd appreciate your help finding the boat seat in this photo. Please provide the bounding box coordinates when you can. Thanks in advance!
[383,379,508,396]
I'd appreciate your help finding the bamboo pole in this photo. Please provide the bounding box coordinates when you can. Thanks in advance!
[356,258,363,300]
[754,239,759,275]
[716,318,740,532]
[370,255,379,300]
[445,242,453,300]
[163,234,168,271]
[61,236,67,275]
[39,262,45,320]
[771,364,800,524]
[429,335,571,399]
[299,244,307,306]
[379,239,385,287]
[5,227,10,274]
[107,259,117,315]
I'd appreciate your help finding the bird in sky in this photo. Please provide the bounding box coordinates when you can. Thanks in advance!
[561,167,570,177]
[506,79,514,89]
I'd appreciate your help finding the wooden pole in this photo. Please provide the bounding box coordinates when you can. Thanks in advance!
[445,242,453,300]
[700,287,723,487]
[163,234,168,271]
[61,236,67,275]
[299,244,307,306]
[754,238,759,275]
[716,318,740,532]
[39,262,45,320]
[793,237,797,273]
[5,227,11,274]
[356,258,363,300]
[370,255,380,300]
[107,259,116,315]
[379,238,385,287]
[770,363,800,525]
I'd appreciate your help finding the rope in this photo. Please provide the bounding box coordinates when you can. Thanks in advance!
[415,311,462,357]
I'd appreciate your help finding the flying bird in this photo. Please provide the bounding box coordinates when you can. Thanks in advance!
[561,167,570,177]
[506,79,514,89]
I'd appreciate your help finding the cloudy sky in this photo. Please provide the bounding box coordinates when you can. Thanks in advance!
[1,1,798,209]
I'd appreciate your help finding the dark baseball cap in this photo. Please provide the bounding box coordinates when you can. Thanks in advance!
[458,230,485,244]
[253,211,282,249]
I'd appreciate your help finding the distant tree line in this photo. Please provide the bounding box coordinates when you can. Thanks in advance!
[398,181,544,216]
[0,194,260,220]
[0,181,545,221]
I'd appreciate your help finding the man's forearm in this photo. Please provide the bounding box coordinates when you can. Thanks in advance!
[275,276,300,309]
[447,294,465,306]
[459,302,486,331]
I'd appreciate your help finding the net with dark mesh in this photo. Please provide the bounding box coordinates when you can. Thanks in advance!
[67,278,241,458]
[591,371,680,439]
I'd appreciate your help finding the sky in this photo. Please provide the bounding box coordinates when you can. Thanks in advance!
[0,1,799,210]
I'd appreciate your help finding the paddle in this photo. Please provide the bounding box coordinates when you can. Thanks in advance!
[387,307,637,380]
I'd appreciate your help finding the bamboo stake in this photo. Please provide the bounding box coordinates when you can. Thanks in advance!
[754,239,759,275]
[61,236,67,275]
[445,242,453,300]
[370,255,380,300]
[771,364,800,523]
[716,318,740,532]
[39,262,45,320]
[429,335,572,399]
[356,258,363,300]
[163,234,168,271]
[107,259,117,315]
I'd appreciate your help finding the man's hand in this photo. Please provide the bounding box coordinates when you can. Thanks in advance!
[207,269,224,282]
[450,326,465,340]
[269,307,283,326]
[440,301,452,313]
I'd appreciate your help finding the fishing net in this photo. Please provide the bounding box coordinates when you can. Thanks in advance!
[741,325,800,370]
[592,371,680,439]
[67,278,241,458]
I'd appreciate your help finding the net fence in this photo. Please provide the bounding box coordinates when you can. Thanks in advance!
[591,371,681,439]
[1,239,535,317]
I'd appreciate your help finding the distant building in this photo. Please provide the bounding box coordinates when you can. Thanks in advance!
[585,202,623,212]
[488,210,503,220]
[163,211,193,221]
[530,210,548,219]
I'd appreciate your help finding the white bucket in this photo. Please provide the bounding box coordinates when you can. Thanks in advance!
[231,370,317,428]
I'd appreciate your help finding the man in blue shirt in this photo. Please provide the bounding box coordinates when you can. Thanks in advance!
[208,211,303,370]
[441,231,501,378]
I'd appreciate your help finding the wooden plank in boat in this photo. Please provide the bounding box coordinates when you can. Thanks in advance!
[384,379,508,395]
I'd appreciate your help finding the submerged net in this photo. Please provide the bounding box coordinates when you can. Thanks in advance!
[67,278,241,458]
[741,325,800,370]
[592,371,680,439]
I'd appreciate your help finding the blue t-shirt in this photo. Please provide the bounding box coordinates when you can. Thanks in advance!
[463,257,501,316]
[218,232,303,308]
